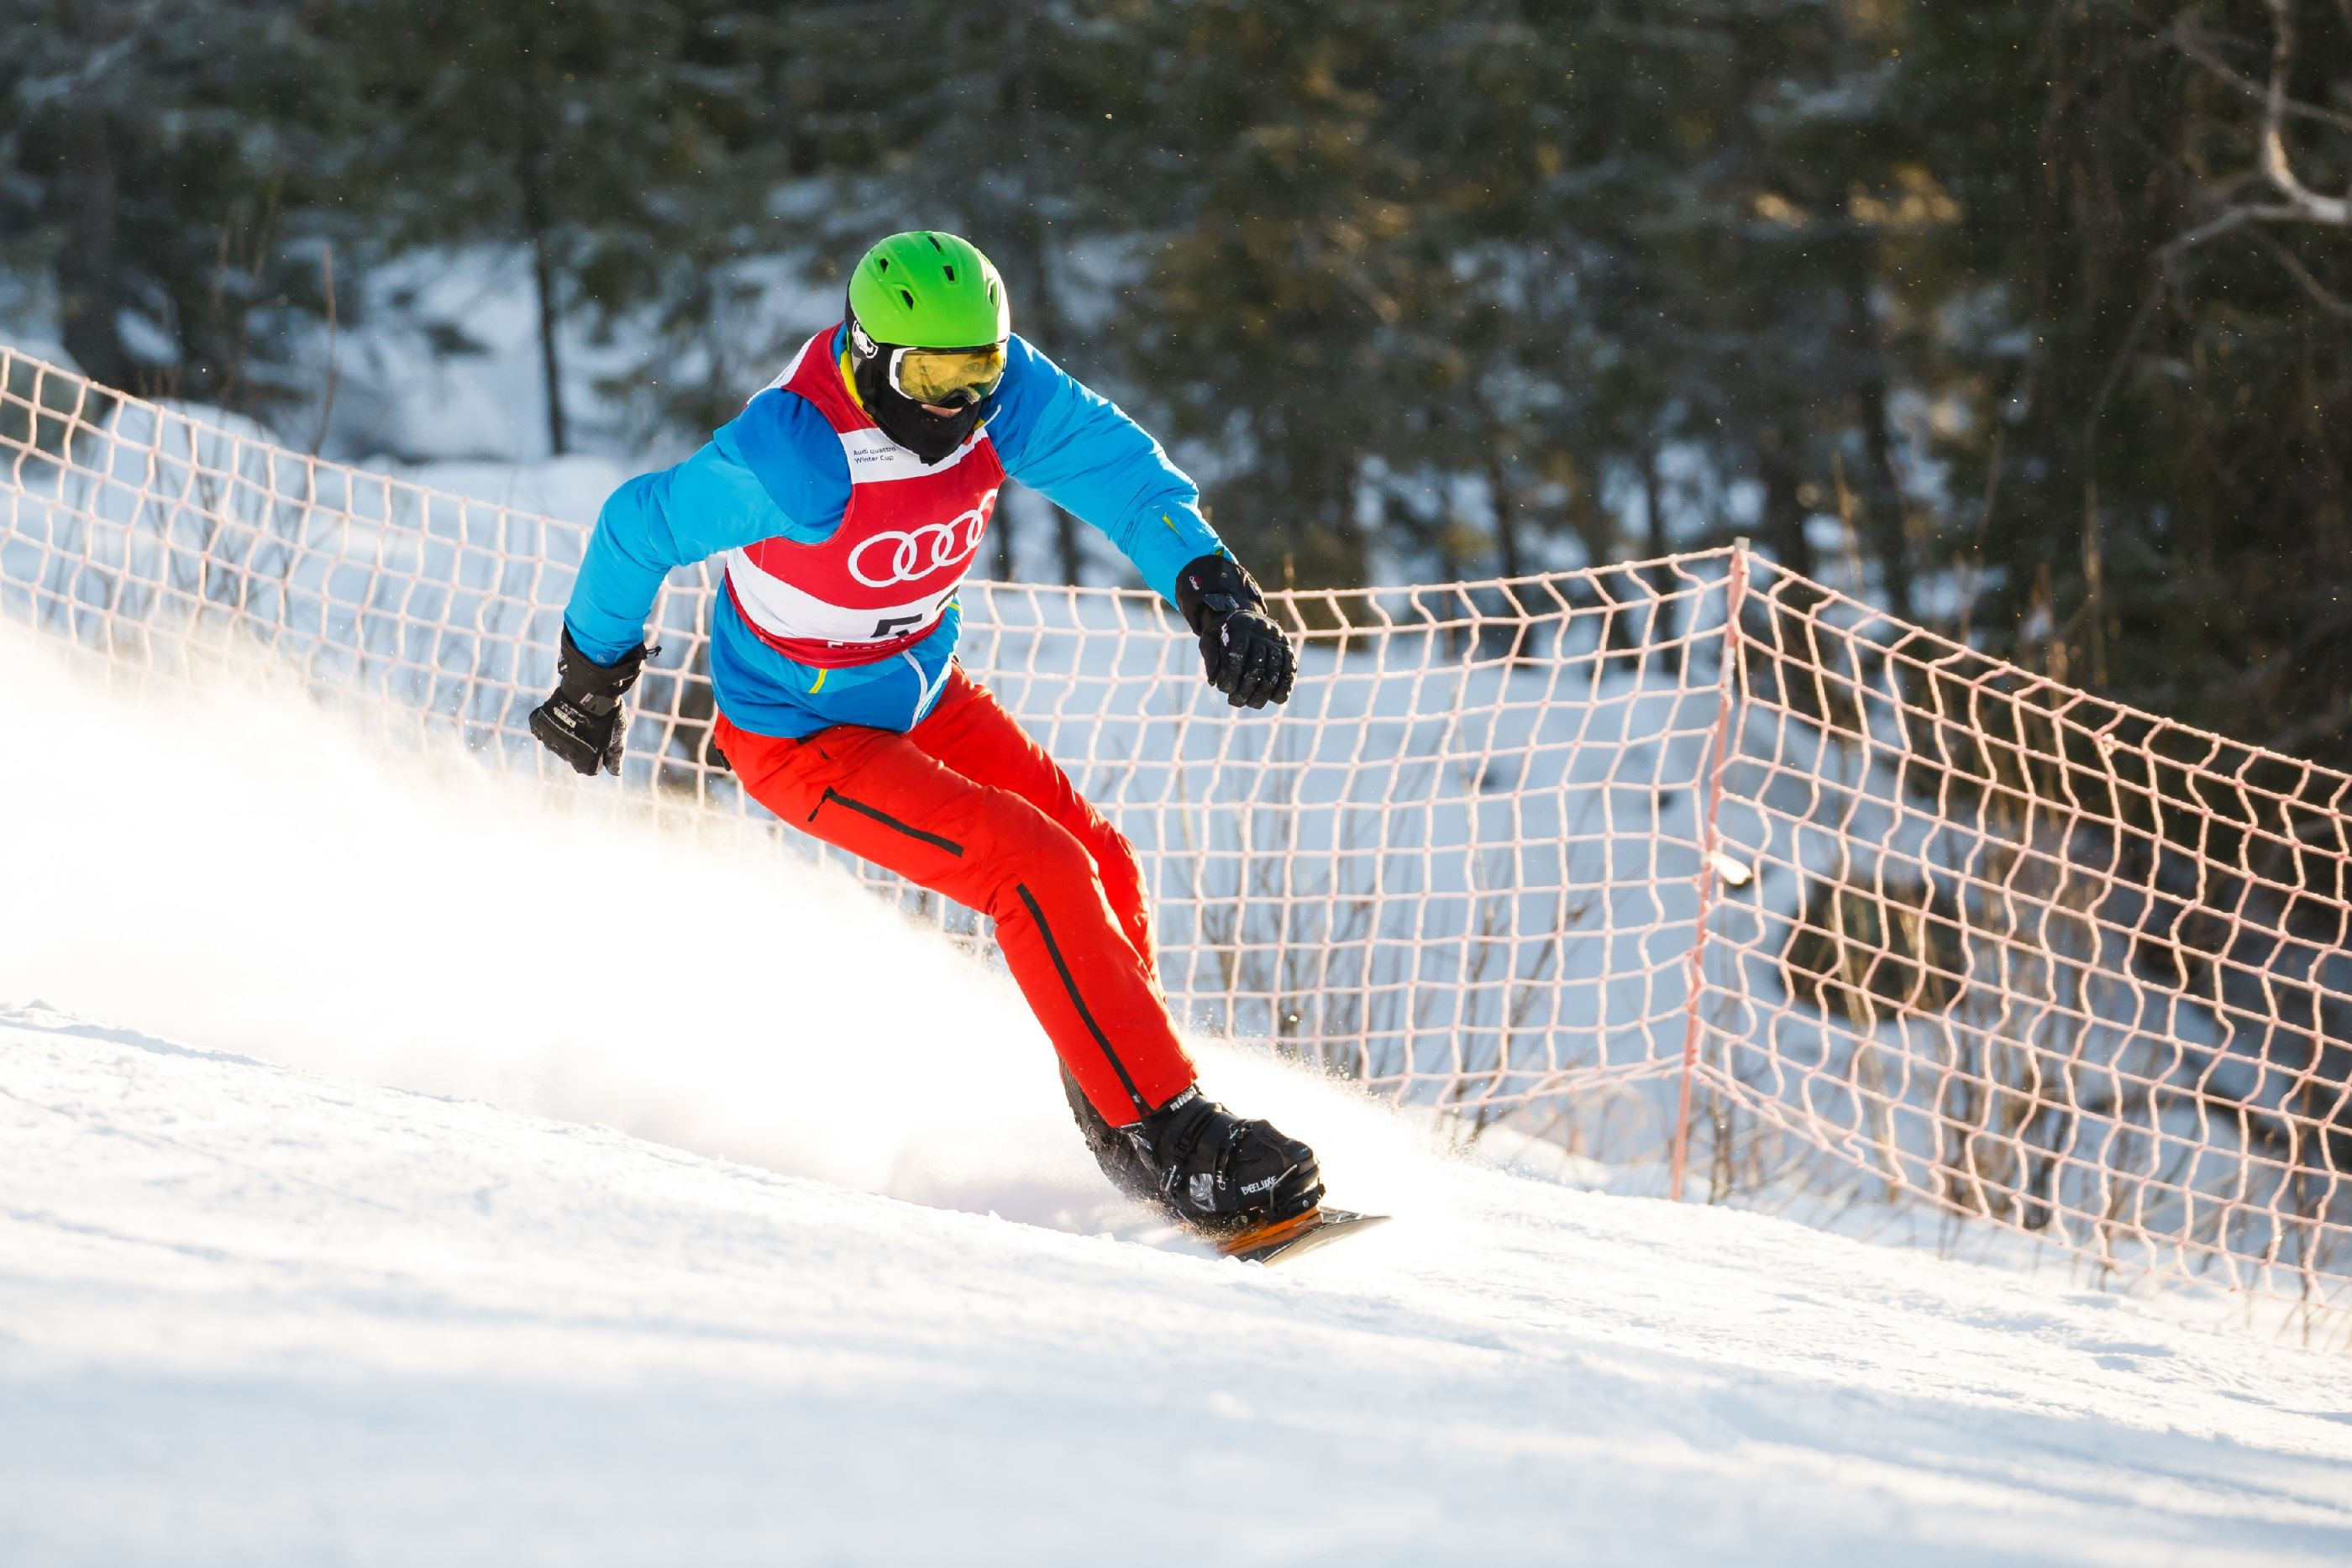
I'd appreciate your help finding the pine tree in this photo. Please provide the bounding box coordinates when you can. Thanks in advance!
[2,0,363,412]
[347,0,790,455]
[1901,0,2352,750]
[1106,0,1500,589]
[772,0,1147,582]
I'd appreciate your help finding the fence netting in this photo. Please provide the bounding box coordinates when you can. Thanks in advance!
[6,346,2348,1316]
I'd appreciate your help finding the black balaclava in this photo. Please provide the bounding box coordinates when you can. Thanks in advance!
[847,314,988,465]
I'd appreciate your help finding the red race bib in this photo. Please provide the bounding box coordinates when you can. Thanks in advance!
[723,327,1006,668]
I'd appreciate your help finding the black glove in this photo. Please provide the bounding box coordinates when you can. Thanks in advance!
[528,627,648,776]
[1174,553,1295,710]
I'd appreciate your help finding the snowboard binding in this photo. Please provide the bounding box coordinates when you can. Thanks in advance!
[1060,1069,1323,1237]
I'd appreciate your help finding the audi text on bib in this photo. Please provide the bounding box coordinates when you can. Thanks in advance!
[722,325,1006,668]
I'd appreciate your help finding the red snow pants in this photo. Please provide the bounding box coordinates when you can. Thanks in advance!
[713,664,1197,1126]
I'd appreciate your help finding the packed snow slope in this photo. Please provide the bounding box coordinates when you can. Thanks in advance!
[5,631,2352,1565]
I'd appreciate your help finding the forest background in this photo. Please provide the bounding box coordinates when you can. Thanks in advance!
[3,1,2347,760]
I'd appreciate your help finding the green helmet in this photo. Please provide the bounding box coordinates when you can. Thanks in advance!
[847,231,1010,349]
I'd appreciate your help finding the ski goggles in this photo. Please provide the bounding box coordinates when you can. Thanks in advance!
[889,343,1007,407]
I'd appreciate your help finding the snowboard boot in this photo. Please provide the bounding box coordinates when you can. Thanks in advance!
[1062,1068,1324,1238]
[1063,1066,1161,1203]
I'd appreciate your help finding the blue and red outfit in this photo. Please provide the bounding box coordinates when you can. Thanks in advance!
[564,325,1220,1125]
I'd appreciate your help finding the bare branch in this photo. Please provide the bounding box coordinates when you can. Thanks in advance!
[2160,202,2318,260]
[2250,225,2352,317]
[2166,4,2351,261]
[2260,0,2350,225]
[2168,18,2352,136]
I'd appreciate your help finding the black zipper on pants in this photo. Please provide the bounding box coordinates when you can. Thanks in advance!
[1017,882,1150,1119]
[811,787,964,857]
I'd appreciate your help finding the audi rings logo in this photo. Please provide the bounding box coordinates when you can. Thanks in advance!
[846,490,999,588]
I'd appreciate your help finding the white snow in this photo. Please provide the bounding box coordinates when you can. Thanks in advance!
[4,628,2352,1565]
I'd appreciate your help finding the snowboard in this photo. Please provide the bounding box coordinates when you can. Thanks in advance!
[1215,1206,1389,1266]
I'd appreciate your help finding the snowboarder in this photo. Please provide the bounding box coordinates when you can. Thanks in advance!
[529,231,1324,1245]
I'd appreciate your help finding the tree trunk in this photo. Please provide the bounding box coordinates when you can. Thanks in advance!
[992,497,1017,580]
[1856,369,1914,618]
[1642,441,1670,559]
[1641,441,1683,674]
[527,220,568,458]
[1840,244,1914,618]
[1327,440,1371,587]
[517,86,567,458]
[1485,444,1523,579]
[1757,422,1817,579]
[1468,380,1524,578]
[1001,212,1077,583]
[1566,443,1617,567]
[56,104,128,389]
[995,9,1047,582]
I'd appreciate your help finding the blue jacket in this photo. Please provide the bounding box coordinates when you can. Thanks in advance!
[564,328,1225,737]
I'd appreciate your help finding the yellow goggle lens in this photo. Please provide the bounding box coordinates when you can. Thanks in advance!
[891,343,1007,406]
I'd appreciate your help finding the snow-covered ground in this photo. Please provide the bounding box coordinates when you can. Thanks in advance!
[5,628,2352,1565]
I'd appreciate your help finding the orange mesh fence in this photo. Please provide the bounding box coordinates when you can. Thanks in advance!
[6,347,2348,1314]
[1698,562,2352,1308]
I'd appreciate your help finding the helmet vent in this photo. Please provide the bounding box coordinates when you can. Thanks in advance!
[898,287,915,308]
[942,265,957,281]
[876,257,890,271]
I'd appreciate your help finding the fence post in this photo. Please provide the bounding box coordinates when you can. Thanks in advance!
[1669,541,1749,1201]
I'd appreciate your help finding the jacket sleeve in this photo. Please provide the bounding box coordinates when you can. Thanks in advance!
[562,391,849,664]
[986,335,1226,604]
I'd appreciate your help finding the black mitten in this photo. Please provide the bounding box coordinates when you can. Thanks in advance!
[528,627,648,776]
[1174,553,1295,710]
